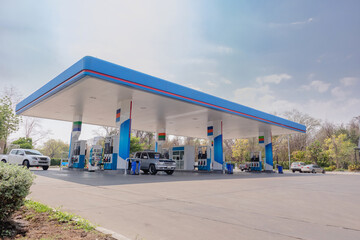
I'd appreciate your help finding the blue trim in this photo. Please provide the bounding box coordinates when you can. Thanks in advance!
[16,56,306,133]
[72,127,81,131]
[214,134,223,165]
[119,119,131,160]
[172,146,185,151]
[265,143,273,167]
[155,142,158,152]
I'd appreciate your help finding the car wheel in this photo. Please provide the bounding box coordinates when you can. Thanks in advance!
[299,170,302,173]
[312,169,315,173]
[322,170,325,174]
[165,170,174,175]
[23,160,30,169]
[149,164,157,175]
[1,159,6,163]
[42,166,49,170]
[292,170,295,173]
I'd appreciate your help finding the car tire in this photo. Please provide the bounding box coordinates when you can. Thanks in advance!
[299,170,302,173]
[1,159,6,163]
[322,170,325,174]
[312,169,315,174]
[42,166,49,170]
[165,170,174,175]
[149,164,157,175]
[292,170,295,173]
[23,160,30,169]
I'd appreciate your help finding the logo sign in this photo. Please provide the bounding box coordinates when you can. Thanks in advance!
[158,133,166,141]
[259,136,264,144]
[207,126,213,136]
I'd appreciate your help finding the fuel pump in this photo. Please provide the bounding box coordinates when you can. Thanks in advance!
[103,135,119,170]
[197,146,211,171]
[250,151,262,171]
[71,140,86,169]
[88,145,103,172]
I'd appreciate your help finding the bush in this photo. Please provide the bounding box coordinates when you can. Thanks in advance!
[348,164,360,171]
[324,165,336,171]
[0,162,35,223]
[51,158,61,166]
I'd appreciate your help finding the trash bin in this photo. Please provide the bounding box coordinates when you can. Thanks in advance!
[277,165,283,174]
[226,163,234,174]
[131,160,140,175]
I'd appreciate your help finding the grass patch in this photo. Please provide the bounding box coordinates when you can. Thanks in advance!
[25,200,95,231]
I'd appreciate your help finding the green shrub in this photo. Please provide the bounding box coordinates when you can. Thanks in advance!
[0,162,35,222]
[324,165,336,171]
[51,158,61,166]
[348,164,360,171]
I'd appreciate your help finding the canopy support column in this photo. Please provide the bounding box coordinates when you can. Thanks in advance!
[116,99,132,170]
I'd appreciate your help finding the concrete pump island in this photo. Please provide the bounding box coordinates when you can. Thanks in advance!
[16,56,306,174]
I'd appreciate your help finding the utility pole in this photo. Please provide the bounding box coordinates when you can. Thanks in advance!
[288,134,291,169]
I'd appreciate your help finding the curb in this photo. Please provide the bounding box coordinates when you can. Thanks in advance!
[96,226,131,240]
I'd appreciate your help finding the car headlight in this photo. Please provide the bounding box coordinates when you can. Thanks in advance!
[158,162,164,165]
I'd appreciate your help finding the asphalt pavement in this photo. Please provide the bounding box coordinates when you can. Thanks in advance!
[29,169,360,240]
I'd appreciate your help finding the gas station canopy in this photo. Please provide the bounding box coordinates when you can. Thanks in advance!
[16,56,306,139]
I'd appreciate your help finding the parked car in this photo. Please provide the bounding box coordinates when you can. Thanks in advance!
[0,149,50,170]
[133,151,176,175]
[290,162,305,173]
[300,164,325,174]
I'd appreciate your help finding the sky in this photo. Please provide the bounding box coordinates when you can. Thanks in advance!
[0,0,359,145]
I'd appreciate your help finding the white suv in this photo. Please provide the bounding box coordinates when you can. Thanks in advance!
[290,162,305,173]
[1,149,50,170]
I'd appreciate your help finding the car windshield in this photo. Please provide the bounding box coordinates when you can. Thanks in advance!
[147,152,164,159]
[24,150,42,155]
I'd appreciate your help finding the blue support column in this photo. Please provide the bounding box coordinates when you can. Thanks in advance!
[207,121,223,170]
[116,100,132,170]
[264,133,273,171]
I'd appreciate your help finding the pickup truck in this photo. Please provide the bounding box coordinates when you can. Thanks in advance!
[0,149,50,170]
[133,151,176,175]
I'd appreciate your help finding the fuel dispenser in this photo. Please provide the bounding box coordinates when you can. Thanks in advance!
[197,146,211,171]
[71,140,86,169]
[88,145,103,172]
[103,135,119,170]
[249,151,262,171]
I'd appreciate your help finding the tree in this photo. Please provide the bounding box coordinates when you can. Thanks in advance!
[283,109,321,151]
[232,139,250,163]
[40,139,69,158]
[130,135,144,154]
[12,137,33,149]
[306,140,322,164]
[324,134,356,168]
[22,117,52,146]
[291,150,306,162]
[0,96,20,152]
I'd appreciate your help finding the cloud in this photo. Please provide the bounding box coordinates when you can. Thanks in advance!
[291,18,313,25]
[340,77,358,86]
[256,74,292,84]
[220,77,232,84]
[213,45,233,54]
[331,87,348,99]
[206,81,217,87]
[302,80,330,93]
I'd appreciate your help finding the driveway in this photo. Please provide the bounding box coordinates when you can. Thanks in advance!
[29,169,360,240]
